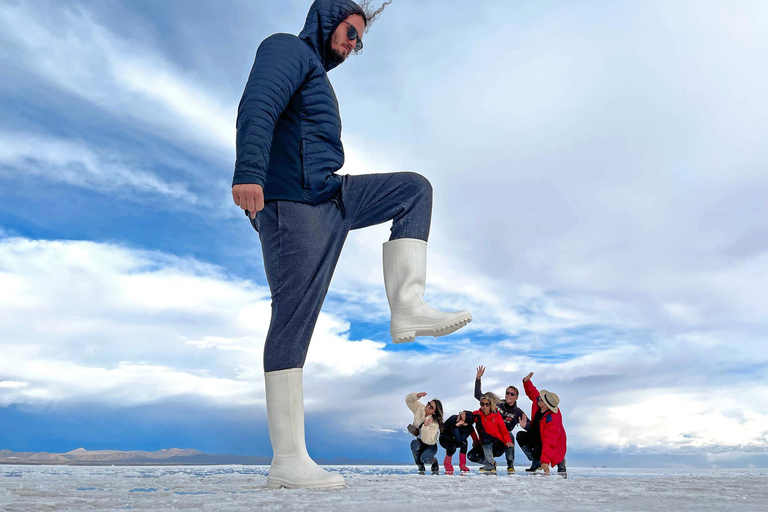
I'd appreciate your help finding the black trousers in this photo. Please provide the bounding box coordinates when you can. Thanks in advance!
[516,430,541,462]
[438,432,468,457]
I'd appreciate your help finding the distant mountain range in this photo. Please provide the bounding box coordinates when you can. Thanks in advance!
[0,448,402,466]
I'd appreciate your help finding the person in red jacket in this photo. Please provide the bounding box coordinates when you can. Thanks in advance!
[468,393,513,474]
[516,372,567,475]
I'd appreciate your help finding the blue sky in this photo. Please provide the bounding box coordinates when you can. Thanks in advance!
[1,0,767,467]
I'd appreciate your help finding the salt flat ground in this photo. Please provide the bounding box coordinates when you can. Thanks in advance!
[1,465,767,511]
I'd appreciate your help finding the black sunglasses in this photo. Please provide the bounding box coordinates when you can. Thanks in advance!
[480,402,491,407]
[506,391,517,396]
[344,21,363,52]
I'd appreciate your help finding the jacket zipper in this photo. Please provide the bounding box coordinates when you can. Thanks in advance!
[300,139,309,189]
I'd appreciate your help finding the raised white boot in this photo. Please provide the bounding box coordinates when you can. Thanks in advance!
[383,238,472,343]
[265,368,345,489]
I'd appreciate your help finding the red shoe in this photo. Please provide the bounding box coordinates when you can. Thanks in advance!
[459,453,470,473]
[443,456,454,475]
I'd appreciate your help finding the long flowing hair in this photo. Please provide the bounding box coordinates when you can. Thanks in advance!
[359,0,392,31]
[430,399,445,432]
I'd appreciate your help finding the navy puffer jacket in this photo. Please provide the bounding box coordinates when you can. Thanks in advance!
[233,0,366,204]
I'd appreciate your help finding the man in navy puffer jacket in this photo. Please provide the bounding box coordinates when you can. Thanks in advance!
[232,0,472,490]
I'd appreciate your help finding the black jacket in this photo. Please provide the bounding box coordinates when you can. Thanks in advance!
[475,378,525,432]
[233,0,365,204]
[442,414,475,444]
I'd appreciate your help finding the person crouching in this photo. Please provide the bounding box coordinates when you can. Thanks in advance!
[516,372,567,475]
[406,392,444,474]
[470,392,513,474]
[439,410,475,474]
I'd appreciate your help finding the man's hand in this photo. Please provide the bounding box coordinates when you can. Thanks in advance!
[232,184,264,218]
[506,442,513,448]
[416,392,427,399]
[542,462,550,475]
[523,372,533,383]
[476,366,485,379]
[519,412,528,428]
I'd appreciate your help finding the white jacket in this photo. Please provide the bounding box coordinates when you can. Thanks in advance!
[405,393,440,445]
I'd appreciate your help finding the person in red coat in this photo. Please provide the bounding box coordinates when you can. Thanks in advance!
[516,372,567,475]
[468,393,513,474]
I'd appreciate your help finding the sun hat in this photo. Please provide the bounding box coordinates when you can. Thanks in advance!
[540,390,560,413]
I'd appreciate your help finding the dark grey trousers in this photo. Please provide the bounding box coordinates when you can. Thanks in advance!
[250,172,433,372]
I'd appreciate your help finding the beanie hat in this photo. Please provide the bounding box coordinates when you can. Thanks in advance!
[540,390,560,413]
[461,410,475,425]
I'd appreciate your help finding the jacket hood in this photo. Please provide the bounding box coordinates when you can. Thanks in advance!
[299,0,366,71]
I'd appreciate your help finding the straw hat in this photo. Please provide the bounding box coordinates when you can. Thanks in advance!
[540,390,560,413]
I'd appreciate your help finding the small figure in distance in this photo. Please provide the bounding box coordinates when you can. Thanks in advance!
[475,365,525,473]
[439,410,476,474]
[516,372,567,475]
[406,392,444,475]
[468,392,514,475]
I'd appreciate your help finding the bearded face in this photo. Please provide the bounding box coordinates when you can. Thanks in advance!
[327,14,365,64]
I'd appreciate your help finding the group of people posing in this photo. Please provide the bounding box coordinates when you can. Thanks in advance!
[406,367,567,476]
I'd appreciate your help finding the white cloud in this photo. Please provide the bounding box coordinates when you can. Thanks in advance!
[1,234,767,454]
[0,2,233,157]
[0,132,192,199]
[0,236,389,409]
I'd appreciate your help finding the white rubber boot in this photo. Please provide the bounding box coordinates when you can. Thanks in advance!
[383,238,472,343]
[265,368,345,490]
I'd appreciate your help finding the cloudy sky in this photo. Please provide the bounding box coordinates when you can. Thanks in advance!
[1,0,767,467]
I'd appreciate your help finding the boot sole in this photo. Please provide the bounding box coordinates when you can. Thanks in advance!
[392,315,472,343]
[267,478,345,490]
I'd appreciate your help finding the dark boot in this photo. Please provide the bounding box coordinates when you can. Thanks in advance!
[525,460,542,472]
[557,458,567,474]
[431,458,439,475]
[519,442,534,462]
[416,462,425,474]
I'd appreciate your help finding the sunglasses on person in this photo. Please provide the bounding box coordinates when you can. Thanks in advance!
[343,21,363,52]
[506,391,517,396]
[426,401,435,410]
[480,401,491,407]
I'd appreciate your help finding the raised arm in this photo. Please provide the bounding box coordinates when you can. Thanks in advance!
[474,365,485,401]
[523,372,539,402]
[406,392,427,414]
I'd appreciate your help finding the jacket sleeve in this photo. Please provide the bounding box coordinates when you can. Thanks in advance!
[233,34,309,188]
[539,413,563,465]
[474,378,484,401]
[406,393,424,416]
[523,379,539,403]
